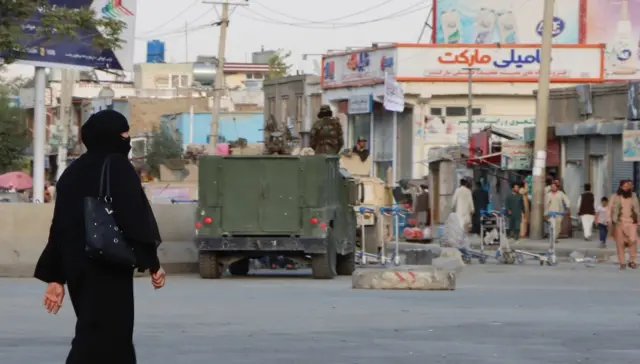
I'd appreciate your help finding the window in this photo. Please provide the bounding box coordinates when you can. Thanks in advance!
[169,74,190,88]
[430,107,443,116]
[267,97,276,116]
[444,106,482,116]
[280,96,289,123]
[295,95,304,134]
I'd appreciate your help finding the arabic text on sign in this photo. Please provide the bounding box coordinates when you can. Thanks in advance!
[437,49,542,69]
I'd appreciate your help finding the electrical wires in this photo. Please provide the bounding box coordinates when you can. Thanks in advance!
[136,7,217,40]
[236,1,428,29]
[138,0,202,35]
[250,0,398,24]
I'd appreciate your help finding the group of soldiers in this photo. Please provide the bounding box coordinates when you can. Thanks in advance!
[264,105,355,156]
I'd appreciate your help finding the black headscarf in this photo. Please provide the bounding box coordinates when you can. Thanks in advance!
[81,109,132,155]
[34,111,161,284]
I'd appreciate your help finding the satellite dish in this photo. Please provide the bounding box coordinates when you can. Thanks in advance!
[312,59,321,75]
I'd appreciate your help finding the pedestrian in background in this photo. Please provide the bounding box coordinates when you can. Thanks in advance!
[608,179,639,270]
[505,182,524,241]
[594,196,609,249]
[519,181,530,238]
[545,181,570,242]
[577,183,596,241]
[471,181,489,235]
[452,178,474,232]
[34,110,166,364]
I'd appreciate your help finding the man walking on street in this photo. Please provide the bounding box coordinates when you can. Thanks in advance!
[545,181,570,241]
[471,181,489,234]
[452,179,474,233]
[608,180,639,270]
[578,183,596,241]
[505,182,524,241]
[595,197,609,249]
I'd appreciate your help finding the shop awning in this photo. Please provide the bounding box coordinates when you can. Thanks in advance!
[554,120,624,136]
[480,125,520,140]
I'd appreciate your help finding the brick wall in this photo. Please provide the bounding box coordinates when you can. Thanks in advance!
[128,97,210,136]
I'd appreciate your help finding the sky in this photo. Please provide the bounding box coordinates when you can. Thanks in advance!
[3,0,433,79]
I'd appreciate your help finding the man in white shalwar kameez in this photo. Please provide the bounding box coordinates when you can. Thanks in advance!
[452,179,475,232]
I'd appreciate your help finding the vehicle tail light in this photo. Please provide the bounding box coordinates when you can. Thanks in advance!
[309,217,319,225]
[203,216,213,225]
[320,222,327,229]
[195,222,202,229]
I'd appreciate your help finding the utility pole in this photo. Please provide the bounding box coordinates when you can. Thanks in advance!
[203,0,248,153]
[529,0,555,240]
[185,21,189,62]
[463,67,479,140]
[56,69,75,181]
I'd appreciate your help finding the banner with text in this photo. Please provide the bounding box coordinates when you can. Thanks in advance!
[432,0,583,44]
[501,140,533,170]
[396,44,604,83]
[7,0,136,71]
[322,48,397,89]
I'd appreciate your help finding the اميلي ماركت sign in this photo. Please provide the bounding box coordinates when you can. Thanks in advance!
[501,140,533,170]
[395,44,604,83]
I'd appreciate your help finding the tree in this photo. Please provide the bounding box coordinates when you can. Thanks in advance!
[146,125,184,179]
[0,87,30,173]
[0,0,125,64]
[266,50,292,81]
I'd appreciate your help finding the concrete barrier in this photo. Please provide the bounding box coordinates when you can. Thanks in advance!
[0,204,198,277]
[352,266,457,290]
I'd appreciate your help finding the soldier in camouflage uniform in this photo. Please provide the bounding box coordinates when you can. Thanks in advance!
[310,105,344,155]
[264,114,292,155]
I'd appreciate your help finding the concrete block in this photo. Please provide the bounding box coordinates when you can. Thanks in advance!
[352,266,456,290]
[432,256,465,274]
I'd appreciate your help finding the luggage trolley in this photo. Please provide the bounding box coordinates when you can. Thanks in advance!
[355,206,377,265]
[379,206,410,266]
[480,209,519,264]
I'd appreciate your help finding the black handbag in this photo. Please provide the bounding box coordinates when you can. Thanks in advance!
[84,156,137,267]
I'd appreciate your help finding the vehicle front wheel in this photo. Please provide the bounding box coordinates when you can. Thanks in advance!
[228,258,250,276]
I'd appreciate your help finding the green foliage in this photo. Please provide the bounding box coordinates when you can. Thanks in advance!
[0,88,30,173]
[0,0,125,64]
[146,126,184,178]
[266,50,292,81]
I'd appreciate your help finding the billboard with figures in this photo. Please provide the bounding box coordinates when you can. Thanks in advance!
[587,0,640,80]
[432,0,585,44]
[7,0,136,71]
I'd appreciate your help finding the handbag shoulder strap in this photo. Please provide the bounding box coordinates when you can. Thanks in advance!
[98,155,113,199]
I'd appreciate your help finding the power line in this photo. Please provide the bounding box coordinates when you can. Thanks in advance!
[136,8,216,39]
[237,2,427,29]
[251,0,398,24]
[138,0,202,35]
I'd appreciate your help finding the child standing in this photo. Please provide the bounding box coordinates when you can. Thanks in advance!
[594,197,609,248]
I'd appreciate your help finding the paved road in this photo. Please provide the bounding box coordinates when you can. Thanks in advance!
[2,263,640,364]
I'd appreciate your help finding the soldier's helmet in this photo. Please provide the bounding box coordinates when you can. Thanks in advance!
[318,104,333,118]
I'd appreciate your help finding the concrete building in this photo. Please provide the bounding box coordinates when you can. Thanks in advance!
[545,83,635,209]
[262,74,323,137]
[320,44,605,180]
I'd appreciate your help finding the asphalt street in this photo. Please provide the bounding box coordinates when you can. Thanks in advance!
[2,263,640,364]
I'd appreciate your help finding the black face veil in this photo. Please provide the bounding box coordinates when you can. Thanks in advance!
[81,110,132,156]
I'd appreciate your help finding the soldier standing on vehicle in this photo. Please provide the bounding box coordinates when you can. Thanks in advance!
[264,114,292,155]
[310,105,344,155]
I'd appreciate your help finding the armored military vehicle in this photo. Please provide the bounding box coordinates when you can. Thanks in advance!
[194,155,358,279]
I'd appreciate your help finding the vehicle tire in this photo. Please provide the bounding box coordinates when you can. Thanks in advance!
[199,251,223,279]
[228,258,250,276]
[336,252,355,276]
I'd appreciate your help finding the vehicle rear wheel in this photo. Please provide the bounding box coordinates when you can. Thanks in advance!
[199,251,223,279]
[228,258,250,276]
[336,252,355,275]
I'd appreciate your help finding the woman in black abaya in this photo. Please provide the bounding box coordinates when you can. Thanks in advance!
[34,110,166,364]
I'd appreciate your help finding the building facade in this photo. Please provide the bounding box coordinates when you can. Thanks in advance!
[321,44,605,180]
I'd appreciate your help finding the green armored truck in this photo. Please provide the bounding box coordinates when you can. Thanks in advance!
[194,155,359,279]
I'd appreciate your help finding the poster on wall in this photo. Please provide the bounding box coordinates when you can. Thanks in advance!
[501,140,533,170]
[586,0,640,80]
[432,0,582,44]
[623,129,640,161]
